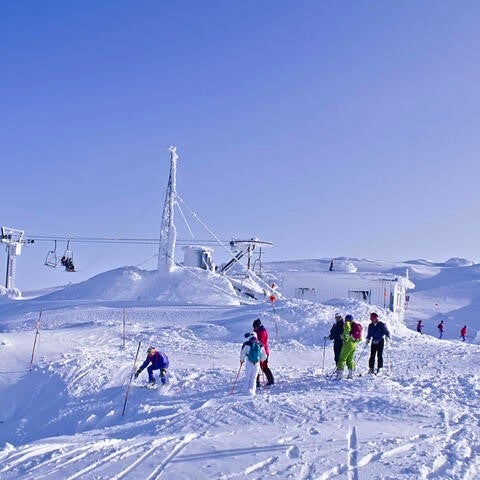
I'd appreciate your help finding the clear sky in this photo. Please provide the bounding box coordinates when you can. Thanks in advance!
[2,1,480,291]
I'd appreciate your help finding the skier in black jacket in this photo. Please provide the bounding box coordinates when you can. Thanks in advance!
[328,314,344,364]
[366,312,390,374]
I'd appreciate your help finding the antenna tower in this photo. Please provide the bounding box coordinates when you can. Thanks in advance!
[157,146,178,272]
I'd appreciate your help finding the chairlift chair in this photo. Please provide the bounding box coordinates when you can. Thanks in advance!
[61,239,76,272]
[44,240,58,268]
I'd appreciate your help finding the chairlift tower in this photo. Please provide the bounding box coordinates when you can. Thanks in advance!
[157,146,178,273]
[1,226,25,291]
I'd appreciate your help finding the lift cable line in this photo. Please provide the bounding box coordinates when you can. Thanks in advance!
[29,235,226,246]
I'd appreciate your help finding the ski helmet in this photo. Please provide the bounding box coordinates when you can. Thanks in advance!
[345,314,354,322]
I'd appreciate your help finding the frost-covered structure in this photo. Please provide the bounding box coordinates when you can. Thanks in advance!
[276,262,415,319]
[157,146,178,273]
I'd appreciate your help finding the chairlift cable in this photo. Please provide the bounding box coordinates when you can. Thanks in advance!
[135,253,158,268]
[176,195,236,260]
[175,195,275,294]
[175,197,195,238]
[78,194,164,272]
[30,234,226,246]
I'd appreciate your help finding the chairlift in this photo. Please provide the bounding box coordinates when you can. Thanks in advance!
[44,240,58,268]
[60,238,75,272]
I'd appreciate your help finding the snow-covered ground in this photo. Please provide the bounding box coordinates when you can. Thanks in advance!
[1,258,480,479]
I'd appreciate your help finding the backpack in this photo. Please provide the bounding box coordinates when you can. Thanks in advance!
[247,340,262,363]
[350,321,363,340]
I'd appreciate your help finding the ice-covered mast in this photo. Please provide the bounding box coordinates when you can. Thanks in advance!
[157,146,178,273]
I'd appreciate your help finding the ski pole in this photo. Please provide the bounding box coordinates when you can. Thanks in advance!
[386,339,391,375]
[260,370,267,388]
[354,342,369,366]
[122,340,142,417]
[321,337,327,373]
[230,362,244,395]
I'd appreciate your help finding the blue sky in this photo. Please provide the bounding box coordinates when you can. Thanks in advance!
[2,1,480,290]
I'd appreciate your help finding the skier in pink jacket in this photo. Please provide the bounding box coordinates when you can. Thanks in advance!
[253,318,275,386]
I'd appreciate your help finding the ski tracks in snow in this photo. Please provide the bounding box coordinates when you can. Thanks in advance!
[0,434,202,480]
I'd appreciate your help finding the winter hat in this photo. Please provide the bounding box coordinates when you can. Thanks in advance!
[244,331,257,339]
[370,312,379,320]
[252,318,262,328]
[345,314,353,322]
[147,346,156,354]
[335,313,343,321]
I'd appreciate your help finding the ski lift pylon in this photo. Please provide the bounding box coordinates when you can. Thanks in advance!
[44,240,58,268]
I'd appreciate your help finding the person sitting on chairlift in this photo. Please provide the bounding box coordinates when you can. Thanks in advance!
[61,255,75,271]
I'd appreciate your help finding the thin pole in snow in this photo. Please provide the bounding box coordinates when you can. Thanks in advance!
[122,308,126,349]
[269,294,279,343]
[122,340,142,417]
[29,307,42,372]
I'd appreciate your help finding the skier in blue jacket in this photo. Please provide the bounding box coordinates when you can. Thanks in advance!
[134,346,169,386]
[366,312,390,374]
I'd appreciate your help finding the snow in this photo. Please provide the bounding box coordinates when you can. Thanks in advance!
[1,257,480,479]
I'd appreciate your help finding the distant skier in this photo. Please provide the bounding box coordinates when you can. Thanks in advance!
[460,325,467,342]
[134,346,169,387]
[416,320,423,334]
[328,314,344,364]
[253,318,275,387]
[366,312,390,375]
[240,332,267,396]
[336,314,362,379]
[438,320,445,339]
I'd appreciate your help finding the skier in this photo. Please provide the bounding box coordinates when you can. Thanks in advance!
[240,332,267,396]
[437,320,445,339]
[416,320,423,334]
[366,312,390,375]
[252,318,275,386]
[460,325,467,342]
[328,314,344,364]
[336,314,361,379]
[134,346,169,387]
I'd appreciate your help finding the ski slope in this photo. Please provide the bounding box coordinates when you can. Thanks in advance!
[1,258,480,479]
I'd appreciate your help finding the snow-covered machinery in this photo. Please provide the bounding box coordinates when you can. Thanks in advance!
[1,226,34,296]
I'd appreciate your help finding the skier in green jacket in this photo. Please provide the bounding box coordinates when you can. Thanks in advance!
[336,314,362,379]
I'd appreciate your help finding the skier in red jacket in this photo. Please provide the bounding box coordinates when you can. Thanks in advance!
[253,318,275,387]
[460,325,467,342]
